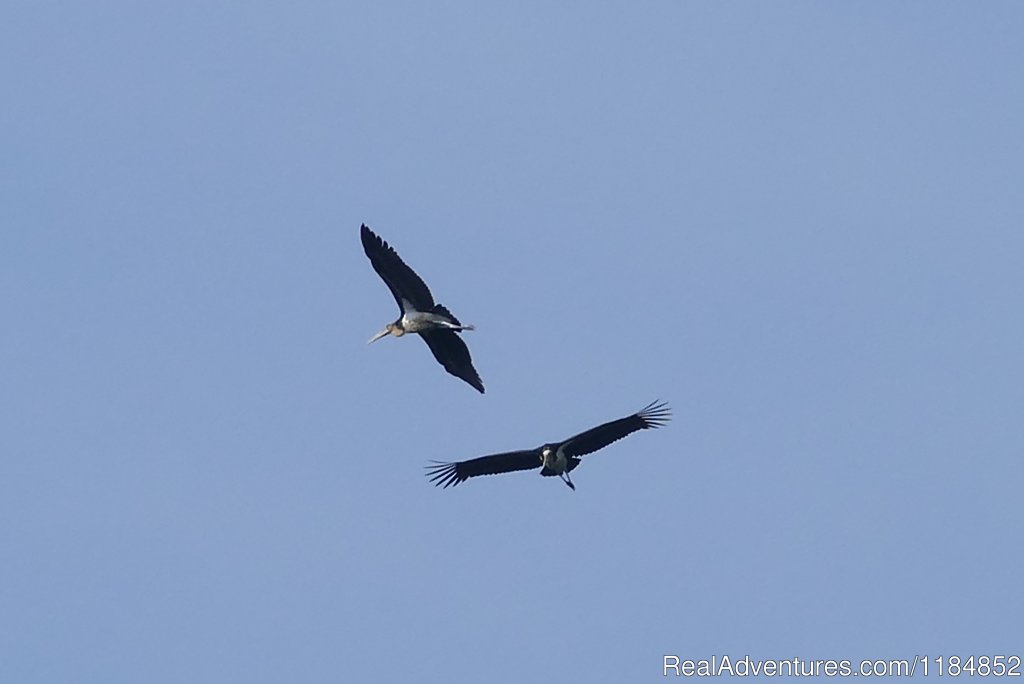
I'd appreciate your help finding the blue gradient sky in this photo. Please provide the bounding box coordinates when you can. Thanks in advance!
[3,3,1022,681]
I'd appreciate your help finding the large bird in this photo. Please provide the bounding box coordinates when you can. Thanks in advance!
[360,224,484,393]
[426,401,670,490]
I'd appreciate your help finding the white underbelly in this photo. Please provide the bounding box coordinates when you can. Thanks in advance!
[402,309,452,332]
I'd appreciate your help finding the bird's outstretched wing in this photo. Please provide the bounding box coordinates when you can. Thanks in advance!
[419,328,485,393]
[560,400,671,458]
[426,450,540,488]
[360,224,435,312]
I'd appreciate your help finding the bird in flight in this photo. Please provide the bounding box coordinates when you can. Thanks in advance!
[360,224,484,393]
[426,400,670,490]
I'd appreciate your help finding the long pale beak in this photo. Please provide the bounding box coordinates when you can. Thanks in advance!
[367,327,390,344]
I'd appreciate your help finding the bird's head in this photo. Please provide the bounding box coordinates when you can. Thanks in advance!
[367,322,401,344]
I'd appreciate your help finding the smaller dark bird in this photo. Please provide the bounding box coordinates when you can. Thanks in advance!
[360,224,484,393]
[426,400,671,490]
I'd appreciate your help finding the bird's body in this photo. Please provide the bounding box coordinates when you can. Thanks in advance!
[390,307,469,336]
[426,400,671,490]
[360,224,484,393]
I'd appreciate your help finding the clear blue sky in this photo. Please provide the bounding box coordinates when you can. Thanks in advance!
[2,3,1021,682]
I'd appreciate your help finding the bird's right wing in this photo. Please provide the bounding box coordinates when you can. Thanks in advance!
[360,224,436,311]
[426,450,539,488]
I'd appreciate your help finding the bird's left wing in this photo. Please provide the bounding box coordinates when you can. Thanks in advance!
[419,328,485,393]
[561,400,671,458]
[426,450,539,488]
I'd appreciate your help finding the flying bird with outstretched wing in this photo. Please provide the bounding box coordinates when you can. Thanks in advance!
[426,401,670,490]
[360,224,484,394]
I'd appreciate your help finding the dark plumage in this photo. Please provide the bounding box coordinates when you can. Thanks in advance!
[361,224,484,393]
[426,401,671,490]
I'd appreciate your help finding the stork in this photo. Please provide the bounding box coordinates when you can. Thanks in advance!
[360,224,484,393]
[426,401,670,490]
